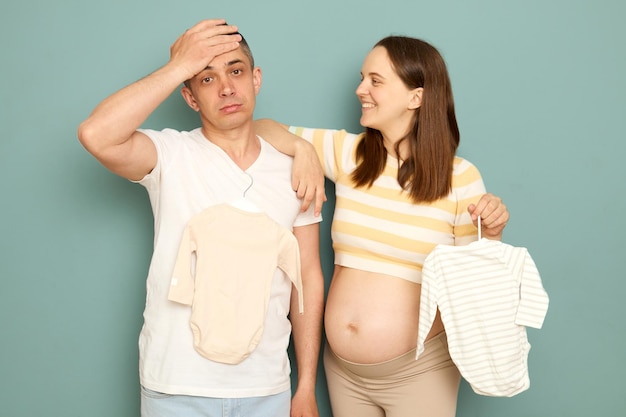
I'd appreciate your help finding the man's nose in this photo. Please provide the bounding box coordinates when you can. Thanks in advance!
[219,79,235,96]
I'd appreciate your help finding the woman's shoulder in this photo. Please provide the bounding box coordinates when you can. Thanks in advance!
[452,156,483,183]
[291,126,364,141]
[453,156,480,172]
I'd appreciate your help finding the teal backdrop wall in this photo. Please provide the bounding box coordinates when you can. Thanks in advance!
[1,0,624,416]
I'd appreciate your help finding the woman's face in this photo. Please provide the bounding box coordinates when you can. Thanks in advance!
[356,46,421,142]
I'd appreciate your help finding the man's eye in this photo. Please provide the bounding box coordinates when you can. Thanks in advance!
[232,69,242,75]
[202,77,213,83]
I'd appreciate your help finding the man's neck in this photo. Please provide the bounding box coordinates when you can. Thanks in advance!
[201,123,260,171]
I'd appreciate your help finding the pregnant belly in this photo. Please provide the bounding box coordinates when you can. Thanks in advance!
[323,267,443,364]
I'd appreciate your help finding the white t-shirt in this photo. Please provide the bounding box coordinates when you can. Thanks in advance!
[135,128,321,398]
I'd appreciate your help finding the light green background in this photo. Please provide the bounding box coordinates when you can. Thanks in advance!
[1,0,624,416]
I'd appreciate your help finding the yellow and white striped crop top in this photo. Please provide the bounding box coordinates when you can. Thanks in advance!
[290,127,486,284]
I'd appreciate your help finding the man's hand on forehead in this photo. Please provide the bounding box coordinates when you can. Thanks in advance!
[168,19,242,81]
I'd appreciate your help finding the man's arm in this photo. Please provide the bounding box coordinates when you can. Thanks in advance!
[77,19,241,180]
[255,119,326,216]
[290,223,324,417]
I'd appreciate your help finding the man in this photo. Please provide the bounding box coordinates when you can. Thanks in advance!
[78,19,324,417]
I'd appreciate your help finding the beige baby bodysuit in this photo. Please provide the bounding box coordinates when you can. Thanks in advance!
[168,204,303,365]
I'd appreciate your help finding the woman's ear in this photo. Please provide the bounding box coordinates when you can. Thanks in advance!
[181,86,200,112]
[408,87,424,110]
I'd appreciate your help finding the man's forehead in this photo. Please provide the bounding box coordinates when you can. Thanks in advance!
[205,48,250,70]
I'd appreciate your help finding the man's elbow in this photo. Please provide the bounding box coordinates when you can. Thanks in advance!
[77,119,116,159]
[77,119,99,154]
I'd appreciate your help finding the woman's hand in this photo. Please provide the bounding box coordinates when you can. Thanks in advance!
[468,193,509,240]
[292,141,326,216]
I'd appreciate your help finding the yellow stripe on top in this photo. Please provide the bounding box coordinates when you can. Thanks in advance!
[289,126,487,283]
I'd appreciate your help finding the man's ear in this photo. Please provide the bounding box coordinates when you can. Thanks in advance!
[408,87,424,110]
[253,67,262,95]
[181,86,200,112]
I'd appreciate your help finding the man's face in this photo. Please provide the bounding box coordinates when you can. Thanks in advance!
[182,47,261,132]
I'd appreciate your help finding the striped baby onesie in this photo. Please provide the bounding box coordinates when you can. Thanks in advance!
[418,238,549,397]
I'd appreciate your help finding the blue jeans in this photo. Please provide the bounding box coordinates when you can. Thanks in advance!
[140,386,291,417]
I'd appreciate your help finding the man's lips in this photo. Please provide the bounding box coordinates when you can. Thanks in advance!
[220,103,242,113]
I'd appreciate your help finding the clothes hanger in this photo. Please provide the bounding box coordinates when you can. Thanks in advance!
[229,172,261,212]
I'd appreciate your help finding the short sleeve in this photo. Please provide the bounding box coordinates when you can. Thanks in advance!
[452,158,486,246]
[288,127,362,183]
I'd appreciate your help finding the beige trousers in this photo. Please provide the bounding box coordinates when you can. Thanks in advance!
[323,332,461,417]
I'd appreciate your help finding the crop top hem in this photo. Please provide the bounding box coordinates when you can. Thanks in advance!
[335,253,422,284]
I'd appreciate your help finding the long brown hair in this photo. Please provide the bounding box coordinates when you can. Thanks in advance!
[351,36,460,203]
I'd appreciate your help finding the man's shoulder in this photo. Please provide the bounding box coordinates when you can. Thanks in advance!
[139,127,202,142]
[256,135,294,161]
[138,128,207,158]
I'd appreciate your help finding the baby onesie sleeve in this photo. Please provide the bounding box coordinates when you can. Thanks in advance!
[416,251,442,359]
[276,229,303,314]
[514,249,549,329]
[168,221,198,306]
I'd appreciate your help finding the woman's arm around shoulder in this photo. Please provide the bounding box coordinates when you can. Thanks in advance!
[255,119,326,216]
